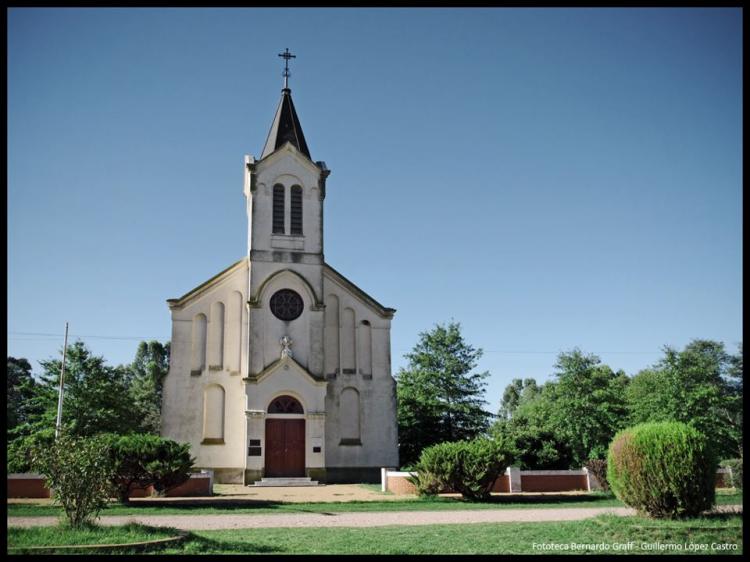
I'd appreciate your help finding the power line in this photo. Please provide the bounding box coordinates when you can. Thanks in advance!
[10,332,662,354]
[8,331,168,341]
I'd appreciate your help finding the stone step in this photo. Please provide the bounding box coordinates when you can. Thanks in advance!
[253,477,320,487]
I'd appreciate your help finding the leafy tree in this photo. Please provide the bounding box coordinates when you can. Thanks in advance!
[498,378,539,420]
[14,341,139,440]
[7,357,39,432]
[396,321,492,466]
[492,383,574,469]
[31,432,116,528]
[625,340,742,459]
[625,368,671,426]
[7,427,56,473]
[127,341,170,434]
[491,350,628,468]
[7,341,176,473]
[720,343,743,457]
[546,349,630,465]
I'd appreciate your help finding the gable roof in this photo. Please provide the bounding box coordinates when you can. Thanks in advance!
[323,263,396,319]
[166,258,247,310]
[243,354,326,385]
[260,88,311,161]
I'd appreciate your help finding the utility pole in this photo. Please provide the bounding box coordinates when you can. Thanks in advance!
[55,322,69,439]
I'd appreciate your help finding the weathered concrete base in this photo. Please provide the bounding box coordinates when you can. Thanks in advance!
[244,469,264,485]
[306,467,327,482]
[324,467,381,483]
[211,468,245,484]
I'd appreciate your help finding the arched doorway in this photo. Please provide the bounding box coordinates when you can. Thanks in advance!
[265,395,305,477]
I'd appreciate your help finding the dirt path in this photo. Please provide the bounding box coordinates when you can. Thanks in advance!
[7,505,742,530]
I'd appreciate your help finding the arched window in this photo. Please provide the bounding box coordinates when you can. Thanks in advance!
[209,301,225,370]
[273,184,285,234]
[340,388,361,443]
[342,308,356,374]
[228,291,243,373]
[202,384,225,443]
[268,395,304,414]
[290,185,303,235]
[359,320,372,376]
[191,313,207,375]
[325,294,340,376]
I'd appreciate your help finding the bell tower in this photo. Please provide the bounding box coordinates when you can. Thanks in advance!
[243,49,330,380]
[243,50,330,262]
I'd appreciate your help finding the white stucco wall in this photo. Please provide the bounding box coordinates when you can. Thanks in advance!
[321,271,399,470]
[161,260,249,479]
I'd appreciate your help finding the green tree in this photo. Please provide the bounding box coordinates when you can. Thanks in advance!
[624,340,742,459]
[128,341,170,434]
[625,368,671,426]
[396,321,492,466]
[498,378,539,420]
[18,341,138,439]
[720,343,743,457]
[659,340,740,458]
[493,350,628,468]
[31,432,115,528]
[547,349,629,465]
[7,357,39,432]
[492,383,574,469]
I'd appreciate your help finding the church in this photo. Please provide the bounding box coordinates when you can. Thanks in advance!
[161,52,399,485]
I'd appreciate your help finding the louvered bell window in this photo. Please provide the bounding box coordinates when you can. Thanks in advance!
[273,184,285,234]
[290,185,303,235]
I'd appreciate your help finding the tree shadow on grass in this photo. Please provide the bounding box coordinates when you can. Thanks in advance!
[482,492,617,505]
[128,498,287,509]
[174,534,285,554]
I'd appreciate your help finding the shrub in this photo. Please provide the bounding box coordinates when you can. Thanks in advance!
[106,434,195,503]
[607,422,717,518]
[584,458,610,492]
[413,438,512,500]
[31,433,116,528]
[408,470,442,497]
[7,428,56,473]
[720,458,743,490]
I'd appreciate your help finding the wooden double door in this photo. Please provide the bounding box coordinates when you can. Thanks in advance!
[265,419,306,477]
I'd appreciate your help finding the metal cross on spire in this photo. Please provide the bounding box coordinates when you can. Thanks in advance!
[278,48,296,89]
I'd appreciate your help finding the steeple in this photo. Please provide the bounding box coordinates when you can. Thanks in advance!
[260,88,311,160]
[260,48,311,160]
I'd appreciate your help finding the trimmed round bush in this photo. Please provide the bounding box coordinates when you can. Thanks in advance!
[607,422,717,518]
[413,438,512,501]
[104,433,195,503]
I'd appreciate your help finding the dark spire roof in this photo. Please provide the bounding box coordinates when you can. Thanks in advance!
[260,88,311,160]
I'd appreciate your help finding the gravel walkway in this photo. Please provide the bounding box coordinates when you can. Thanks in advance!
[7,505,741,530]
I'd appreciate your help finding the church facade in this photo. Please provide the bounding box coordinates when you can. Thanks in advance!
[161,72,399,484]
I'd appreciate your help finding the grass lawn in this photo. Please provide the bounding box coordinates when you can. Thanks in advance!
[7,489,742,518]
[7,515,742,555]
[7,523,180,554]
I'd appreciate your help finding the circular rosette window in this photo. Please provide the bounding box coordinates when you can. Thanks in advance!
[269,289,304,321]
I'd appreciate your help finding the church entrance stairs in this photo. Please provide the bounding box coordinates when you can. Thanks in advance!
[253,477,319,487]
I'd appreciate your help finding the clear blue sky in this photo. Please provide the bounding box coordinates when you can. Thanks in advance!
[8,8,742,413]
